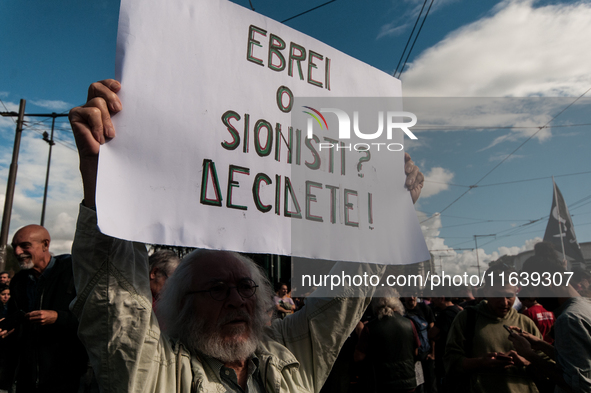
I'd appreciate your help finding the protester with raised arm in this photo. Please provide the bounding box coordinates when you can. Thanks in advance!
[68,79,425,393]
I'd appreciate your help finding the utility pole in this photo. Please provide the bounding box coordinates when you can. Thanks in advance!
[41,114,57,226]
[0,100,26,271]
[0,108,68,271]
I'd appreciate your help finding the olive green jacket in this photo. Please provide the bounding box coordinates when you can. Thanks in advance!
[71,205,378,393]
[444,300,543,393]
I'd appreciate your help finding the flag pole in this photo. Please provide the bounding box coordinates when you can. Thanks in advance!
[552,176,566,262]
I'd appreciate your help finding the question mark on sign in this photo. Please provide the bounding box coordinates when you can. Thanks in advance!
[357,150,371,178]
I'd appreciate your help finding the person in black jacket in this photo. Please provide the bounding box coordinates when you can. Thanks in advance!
[429,291,461,393]
[404,296,437,393]
[355,288,420,393]
[0,225,87,393]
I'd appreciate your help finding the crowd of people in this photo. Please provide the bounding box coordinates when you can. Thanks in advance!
[0,78,588,393]
[284,251,591,393]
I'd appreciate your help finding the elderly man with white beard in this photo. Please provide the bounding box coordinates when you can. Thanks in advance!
[68,79,425,393]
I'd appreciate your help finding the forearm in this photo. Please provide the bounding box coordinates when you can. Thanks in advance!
[79,157,98,208]
[522,350,570,392]
[532,340,555,359]
[460,354,510,371]
[71,204,156,392]
[271,261,385,391]
[461,356,487,371]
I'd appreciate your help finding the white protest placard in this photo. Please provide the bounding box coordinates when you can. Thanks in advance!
[97,0,429,265]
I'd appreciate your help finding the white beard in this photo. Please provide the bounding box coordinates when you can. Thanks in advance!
[182,309,262,363]
[18,259,34,270]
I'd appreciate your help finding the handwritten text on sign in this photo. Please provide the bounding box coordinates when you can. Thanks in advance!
[96,0,429,265]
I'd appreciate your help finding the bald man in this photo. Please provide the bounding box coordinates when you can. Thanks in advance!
[1,225,88,393]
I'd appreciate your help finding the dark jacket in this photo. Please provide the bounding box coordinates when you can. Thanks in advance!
[365,313,417,392]
[7,254,87,393]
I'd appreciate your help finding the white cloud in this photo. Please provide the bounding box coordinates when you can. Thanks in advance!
[417,210,454,253]
[0,129,82,257]
[398,0,587,160]
[0,117,16,133]
[0,99,19,114]
[421,166,454,198]
[497,237,542,256]
[417,210,542,277]
[30,99,71,111]
[378,22,411,39]
[402,0,591,97]
[49,240,74,256]
[486,152,525,162]
[404,97,560,148]
[379,0,459,39]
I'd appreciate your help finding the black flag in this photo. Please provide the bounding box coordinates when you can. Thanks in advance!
[543,180,584,262]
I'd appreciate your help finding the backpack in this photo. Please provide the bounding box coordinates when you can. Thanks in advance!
[405,313,431,357]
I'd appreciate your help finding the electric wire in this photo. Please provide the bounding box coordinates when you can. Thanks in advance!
[424,170,591,189]
[281,0,337,23]
[417,210,533,222]
[26,127,77,151]
[0,98,17,125]
[445,202,591,250]
[420,86,591,224]
[411,123,591,130]
[396,0,435,79]
[393,0,428,78]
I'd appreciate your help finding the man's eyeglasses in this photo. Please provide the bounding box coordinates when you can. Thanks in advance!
[188,279,259,301]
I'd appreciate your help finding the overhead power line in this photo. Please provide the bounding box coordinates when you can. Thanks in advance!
[422,194,591,246]
[570,199,591,211]
[420,86,591,224]
[446,202,591,250]
[27,128,77,152]
[0,98,16,125]
[477,171,591,188]
[393,0,428,78]
[472,87,591,185]
[394,0,435,79]
[569,193,591,209]
[281,0,337,23]
[418,210,533,222]
[477,221,591,249]
[411,123,591,130]
[424,170,591,189]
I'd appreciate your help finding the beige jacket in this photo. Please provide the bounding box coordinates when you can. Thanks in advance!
[71,205,379,393]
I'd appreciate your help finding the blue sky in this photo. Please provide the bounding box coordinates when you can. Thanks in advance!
[1,0,590,274]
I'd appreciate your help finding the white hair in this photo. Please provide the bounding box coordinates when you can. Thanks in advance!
[156,249,274,361]
[371,288,405,319]
[149,249,181,277]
